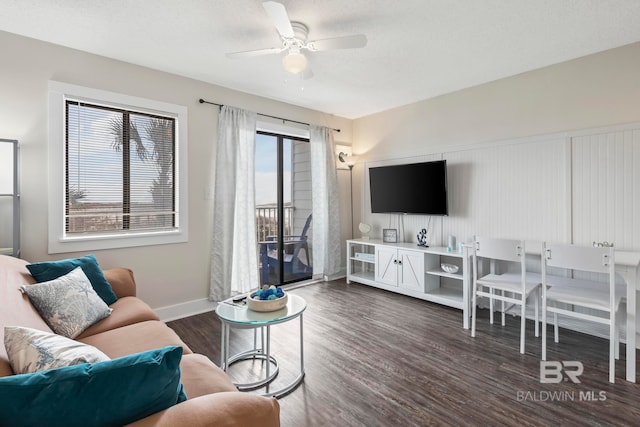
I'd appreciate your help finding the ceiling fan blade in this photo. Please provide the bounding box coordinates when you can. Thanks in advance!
[306,34,367,51]
[226,47,284,59]
[262,1,294,38]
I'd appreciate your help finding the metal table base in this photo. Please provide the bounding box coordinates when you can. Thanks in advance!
[219,308,305,399]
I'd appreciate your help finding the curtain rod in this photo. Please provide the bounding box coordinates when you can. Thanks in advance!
[198,98,340,133]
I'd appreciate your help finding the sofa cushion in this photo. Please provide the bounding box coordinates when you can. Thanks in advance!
[26,253,118,305]
[78,320,193,358]
[103,267,137,298]
[125,392,281,427]
[0,359,13,377]
[0,346,187,427]
[180,353,237,398]
[20,267,112,338]
[4,326,110,374]
[76,296,160,339]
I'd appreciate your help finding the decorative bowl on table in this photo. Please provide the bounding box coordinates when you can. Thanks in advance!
[441,263,459,274]
[247,285,288,312]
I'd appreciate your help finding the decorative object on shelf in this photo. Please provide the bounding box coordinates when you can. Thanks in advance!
[359,222,371,240]
[416,228,428,247]
[382,228,397,243]
[447,235,457,252]
[247,285,288,312]
[441,263,459,274]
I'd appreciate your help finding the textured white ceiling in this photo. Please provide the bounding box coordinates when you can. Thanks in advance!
[2,0,640,119]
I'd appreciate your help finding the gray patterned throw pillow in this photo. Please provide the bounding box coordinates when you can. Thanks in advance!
[20,267,113,338]
[4,326,110,374]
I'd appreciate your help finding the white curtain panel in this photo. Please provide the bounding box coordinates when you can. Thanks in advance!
[210,106,259,301]
[310,125,342,279]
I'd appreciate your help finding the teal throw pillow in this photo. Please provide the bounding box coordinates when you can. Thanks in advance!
[26,254,118,305]
[0,346,187,427]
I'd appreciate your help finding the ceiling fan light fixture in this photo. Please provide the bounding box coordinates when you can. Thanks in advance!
[282,49,308,74]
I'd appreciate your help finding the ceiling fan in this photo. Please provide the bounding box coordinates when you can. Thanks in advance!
[226,1,367,78]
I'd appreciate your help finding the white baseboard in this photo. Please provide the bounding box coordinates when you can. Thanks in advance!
[327,268,346,281]
[155,298,216,322]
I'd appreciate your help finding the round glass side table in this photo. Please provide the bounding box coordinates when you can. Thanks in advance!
[215,293,306,398]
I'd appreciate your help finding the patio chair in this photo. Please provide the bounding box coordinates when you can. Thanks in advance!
[260,214,312,284]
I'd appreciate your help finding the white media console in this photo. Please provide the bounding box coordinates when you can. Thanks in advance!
[346,238,471,329]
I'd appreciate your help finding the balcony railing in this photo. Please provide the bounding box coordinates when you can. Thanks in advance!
[255,204,294,242]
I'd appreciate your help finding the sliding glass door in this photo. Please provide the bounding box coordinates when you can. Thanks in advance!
[255,131,312,286]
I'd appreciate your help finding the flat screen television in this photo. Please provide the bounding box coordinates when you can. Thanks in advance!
[369,160,448,215]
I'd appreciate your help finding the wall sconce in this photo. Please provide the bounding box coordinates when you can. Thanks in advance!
[338,151,358,169]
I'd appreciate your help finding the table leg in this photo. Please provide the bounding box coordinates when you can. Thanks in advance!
[266,325,271,393]
[252,328,257,360]
[220,322,227,370]
[300,313,305,375]
[614,265,638,383]
[224,324,230,371]
[346,241,352,284]
[462,246,469,329]
[625,267,637,382]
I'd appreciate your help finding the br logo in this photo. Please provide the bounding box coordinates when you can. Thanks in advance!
[540,361,583,383]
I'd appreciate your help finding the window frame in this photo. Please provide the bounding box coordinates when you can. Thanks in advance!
[48,81,188,253]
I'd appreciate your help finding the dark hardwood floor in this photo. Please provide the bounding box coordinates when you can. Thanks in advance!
[167,280,640,427]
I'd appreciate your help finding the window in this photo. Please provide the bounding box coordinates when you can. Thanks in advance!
[65,101,176,234]
[48,82,188,253]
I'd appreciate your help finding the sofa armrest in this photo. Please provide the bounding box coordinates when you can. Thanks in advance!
[125,392,280,427]
[103,268,137,298]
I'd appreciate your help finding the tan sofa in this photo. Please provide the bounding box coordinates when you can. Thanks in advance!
[0,255,280,427]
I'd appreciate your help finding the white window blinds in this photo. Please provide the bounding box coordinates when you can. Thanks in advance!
[65,100,176,235]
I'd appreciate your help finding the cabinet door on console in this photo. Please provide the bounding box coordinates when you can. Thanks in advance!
[375,246,398,287]
[398,250,425,291]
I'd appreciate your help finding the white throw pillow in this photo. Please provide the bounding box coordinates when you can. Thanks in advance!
[20,267,112,338]
[4,326,110,374]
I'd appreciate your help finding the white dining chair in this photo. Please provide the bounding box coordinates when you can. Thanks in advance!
[541,243,621,383]
[471,236,541,354]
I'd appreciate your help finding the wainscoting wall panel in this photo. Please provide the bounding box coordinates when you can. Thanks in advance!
[571,127,640,251]
[441,137,569,247]
[360,136,570,248]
